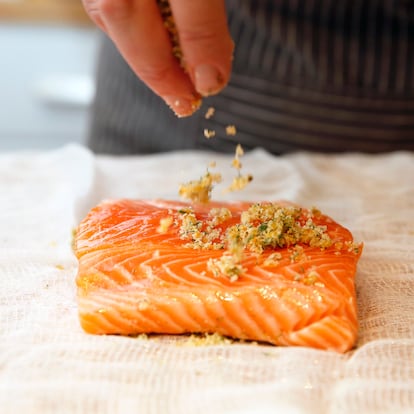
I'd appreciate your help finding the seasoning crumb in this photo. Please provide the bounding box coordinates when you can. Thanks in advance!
[205,107,215,119]
[179,170,222,204]
[303,271,319,285]
[225,144,253,193]
[232,144,245,171]
[208,207,232,226]
[289,245,308,263]
[178,202,334,280]
[226,203,333,276]
[225,174,253,193]
[226,125,237,136]
[157,0,184,67]
[177,207,226,250]
[71,228,77,251]
[263,252,283,267]
[208,254,244,282]
[345,241,362,254]
[203,128,216,139]
[179,332,233,347]
[157,216,173,233]
[235,143,244,158]
[310,207,322,217]
[231,158,241,170]
[191,97,202,113]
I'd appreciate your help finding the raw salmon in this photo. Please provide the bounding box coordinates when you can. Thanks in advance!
[74,199,362,353]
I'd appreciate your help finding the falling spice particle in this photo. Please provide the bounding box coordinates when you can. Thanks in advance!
[226,125,237,136]
[232,144,244,171]
[204,129,216,139]
[225,144,253,193]
[205,107,215,119]
[180,103,252,201]
[225,174,254,193]
[179,170,222,204]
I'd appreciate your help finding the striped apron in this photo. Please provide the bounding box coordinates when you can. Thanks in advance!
[87,0,414,154]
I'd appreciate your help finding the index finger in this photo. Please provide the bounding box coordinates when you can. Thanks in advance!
[85,0,201,117]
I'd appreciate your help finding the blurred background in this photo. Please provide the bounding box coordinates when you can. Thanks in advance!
[0,0,99,151]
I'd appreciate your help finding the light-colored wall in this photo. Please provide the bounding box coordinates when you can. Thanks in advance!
[0,23,99,151]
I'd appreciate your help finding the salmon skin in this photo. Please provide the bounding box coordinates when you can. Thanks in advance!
[74,199,362,353]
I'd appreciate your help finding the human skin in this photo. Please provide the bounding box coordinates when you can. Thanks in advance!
[82,0,234,117]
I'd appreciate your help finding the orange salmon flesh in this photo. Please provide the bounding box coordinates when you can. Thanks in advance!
[74,199,363,353]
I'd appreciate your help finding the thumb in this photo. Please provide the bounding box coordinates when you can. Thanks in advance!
[169,0,234,97]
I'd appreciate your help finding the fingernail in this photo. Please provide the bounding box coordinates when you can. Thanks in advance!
[194,64,224,96]
[164,95,202,118]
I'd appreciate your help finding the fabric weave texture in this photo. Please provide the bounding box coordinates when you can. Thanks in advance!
[0,144,413,413]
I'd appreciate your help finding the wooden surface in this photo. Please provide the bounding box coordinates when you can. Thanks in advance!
[0,0,91,26]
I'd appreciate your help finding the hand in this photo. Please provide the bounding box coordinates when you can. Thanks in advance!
[82,0,234,117]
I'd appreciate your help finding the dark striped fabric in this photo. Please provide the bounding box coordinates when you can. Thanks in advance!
[88,0,414,154]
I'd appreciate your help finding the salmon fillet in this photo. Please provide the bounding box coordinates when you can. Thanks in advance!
[74,199,362,353]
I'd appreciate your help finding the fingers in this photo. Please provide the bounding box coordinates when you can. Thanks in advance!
[83,0,201,117]
[82,0,234,117]
[170,0,234,96]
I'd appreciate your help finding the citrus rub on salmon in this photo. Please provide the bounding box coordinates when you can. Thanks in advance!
[74,199,362,353]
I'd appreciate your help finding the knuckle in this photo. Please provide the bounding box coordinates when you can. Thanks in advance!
[100,0,130,17]
[81,0,100,16]
[179,27,219,44]
[179,27,234,57]
[138,64,173,86]
[83,0,131,21]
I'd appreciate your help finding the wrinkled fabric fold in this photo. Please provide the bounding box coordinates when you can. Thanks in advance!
[1,144,413,413]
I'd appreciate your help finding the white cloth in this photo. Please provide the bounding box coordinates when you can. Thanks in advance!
[1,144,413,414]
